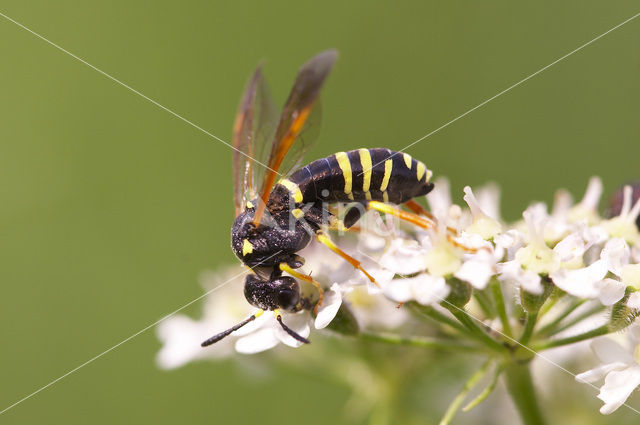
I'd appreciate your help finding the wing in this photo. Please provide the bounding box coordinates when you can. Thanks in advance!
[253,49,338,225]
[232,65,278,216]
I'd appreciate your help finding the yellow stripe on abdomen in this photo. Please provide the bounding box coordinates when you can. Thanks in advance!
[279,178,303,203]
[335,152,354,200]
[416,162,426,181]
[359,149,372,192]
[403,153,412,169]
[380,159,393,191]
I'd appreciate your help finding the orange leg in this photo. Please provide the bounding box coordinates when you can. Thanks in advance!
[315,231,377,285]
[404,199,458,235]
[375,201,485,253]
[405,199,436,221]
[279,263,324,313]
[368,201,434,230]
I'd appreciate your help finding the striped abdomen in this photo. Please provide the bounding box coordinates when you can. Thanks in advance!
[278,148,433,205]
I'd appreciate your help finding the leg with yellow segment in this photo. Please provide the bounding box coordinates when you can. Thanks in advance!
[315,231,377,285]
[326,218,361,233]
[404,199,458,235]
[405,199,436,221]
[279,263,324,313]
[378,201,484,253]
[367,201,434,230]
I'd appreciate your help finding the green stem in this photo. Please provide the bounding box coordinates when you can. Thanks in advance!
[537,299,586,336]
[449,309,505,352]
[439,360,492,425]
[406,302,470,335]
[360,332,479,352]
[474,289,496,319]
[503,362,547,425]
[538,293,559,317]
[463,364,503,412]
[548,304,605,337]
[490,278,513,338]
[533,325,610,351]
[519,312,538,346]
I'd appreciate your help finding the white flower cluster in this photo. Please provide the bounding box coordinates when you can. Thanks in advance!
[156,177,640,414]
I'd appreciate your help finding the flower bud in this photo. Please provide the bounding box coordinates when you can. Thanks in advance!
[609,287,639,332]
[520,275,553,313]
[324,303,359,336]
[442,277,472,309]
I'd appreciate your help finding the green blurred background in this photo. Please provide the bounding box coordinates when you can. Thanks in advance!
[1,1,639,424]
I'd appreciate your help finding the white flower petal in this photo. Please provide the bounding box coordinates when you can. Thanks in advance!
[455,232,492,250]
[582,225,609,246]
[596,278,626,306]
[381,278,412,303]
[519,270,543,295]
[551,189,572,217]
[598,365,640,414]
[631,246,640,263]
[576,362,628,384]
[498,261,543,295]
[426,177,452,217]
[380,239,426,275]
[553,232,586,263]
[315,284,343,329]
[454,256,494,290]
[156,316,217,369]
[628,292,640,310]
[580,176,603,211]
[235,328,280,354]
[550,260,607,299]
[601,238,630,276]
[591,337,634,364]
[358,232,387,252]
[410,274,450,305]
[628,324,640,344]
[475,182,501,221]
[494,229,524,251]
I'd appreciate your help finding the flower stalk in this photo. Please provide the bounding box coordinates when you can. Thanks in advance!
[439,360,492,425]
[359,331,480,352]
[491,278,513,338]
[533,325,610,351]
[503,362,547,425]
[447,308,505,353]
[519,312,538,346]
[536,298,587,336]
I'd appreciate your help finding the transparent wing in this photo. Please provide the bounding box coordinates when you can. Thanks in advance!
[253,49,338,225]
[278,99,322,178]
[231,66,278,216]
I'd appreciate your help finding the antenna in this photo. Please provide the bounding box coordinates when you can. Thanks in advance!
[201,311,262,347]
